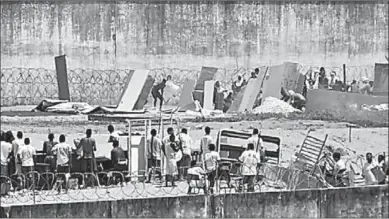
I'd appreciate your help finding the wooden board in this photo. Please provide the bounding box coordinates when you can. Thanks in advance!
[238,77,263,112]
[227,87,246,112]
[133,75,155,110]
[283,62,300,92]
[116,70,135,106]
[262,64,285,100]
[194,67,218,91]
[117,70,149,112]
[295,73,306,94]
[54,55,70,101]
[373,63,388,94]
[203,80,216,110]
[178,79,196,111]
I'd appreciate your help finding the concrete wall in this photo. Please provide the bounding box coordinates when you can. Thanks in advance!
[306,89,389,111]
[1,185,388,218]
[1,1,388,70]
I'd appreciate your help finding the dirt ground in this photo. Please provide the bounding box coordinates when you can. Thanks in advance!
[1,110,388,163]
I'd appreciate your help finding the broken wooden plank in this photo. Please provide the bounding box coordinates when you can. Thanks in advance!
[55,55,70,101]
[194,67,218,91]
[203,80,216,110]
[133,75,155,110]
[117,69,149,112]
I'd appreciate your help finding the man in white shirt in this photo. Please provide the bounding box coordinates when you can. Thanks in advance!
[332,152,348,187]
[12,131,24,174]
[200,126,213,157]
[247,129,264,154]
[1,133,12,177]
[204,143,220,194]
[107,125,120,143]
[17,138,36,174]
[238,143,260,192]
[146,129,162,183]
[178,128,193,179]
[52,134,72,193]
[362,153,379,185]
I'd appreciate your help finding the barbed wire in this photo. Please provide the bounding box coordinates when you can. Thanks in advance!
[0,65,374,106]
[0,162,327,205]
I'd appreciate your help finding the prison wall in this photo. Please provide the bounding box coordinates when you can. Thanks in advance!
[1,1,388,70]
[1,185,388,218]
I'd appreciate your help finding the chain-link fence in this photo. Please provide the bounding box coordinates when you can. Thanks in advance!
[0,65,374,106]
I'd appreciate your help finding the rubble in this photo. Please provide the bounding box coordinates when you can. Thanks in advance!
[252,97,301,115]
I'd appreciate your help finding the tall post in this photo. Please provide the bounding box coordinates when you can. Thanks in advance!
[127,120,132,174]
[343,64,346,92]
[145,120,149,174]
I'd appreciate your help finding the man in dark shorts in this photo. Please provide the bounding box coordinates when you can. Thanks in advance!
[43,133,58,172]
[52,134,72,193]
[146,129,162,183]
[152,75,171,110]
[79,129,97,173]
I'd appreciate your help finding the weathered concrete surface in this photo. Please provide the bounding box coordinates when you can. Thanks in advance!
[1,1,388,70]
[306,89,389,111]
[1,185,387,218]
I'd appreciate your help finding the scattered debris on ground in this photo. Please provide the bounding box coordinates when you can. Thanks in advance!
[252,97,301,115]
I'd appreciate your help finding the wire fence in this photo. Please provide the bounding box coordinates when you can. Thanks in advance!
[0,65,374,106]
[0,162,325,205]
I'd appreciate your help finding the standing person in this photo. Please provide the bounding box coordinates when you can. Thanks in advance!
[0,132,12,177]
[332,152,347,187]
[42,133,57,172]
[52,134,72,193]
[152,75,171,110]
[254,68,260,76]
[5,131,15,175]
[12,131,24,174]
[232,75,245,95]
[247,129,264,154]
[238,143,260,192]
[107,125,120,143]
[204,143,220,194]
[223,92,233,113]
[163,134,182,187]
[146,129,162,183]
[17,138,36,174]
[200,126,213,156]
[377,155,387,185]
[362,153,379,185]
[79,129,97,173]
[177,128,193,180]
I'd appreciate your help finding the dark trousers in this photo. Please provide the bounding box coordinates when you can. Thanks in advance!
[0,164,8,177]
[178,155,191,179]
[152,90,163,108]
[207,170,217,192]
[242,175,255,192]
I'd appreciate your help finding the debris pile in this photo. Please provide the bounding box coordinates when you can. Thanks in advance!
[361,103,388,111]
[252,97,301,114]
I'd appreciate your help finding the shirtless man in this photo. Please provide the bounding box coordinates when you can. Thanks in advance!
[152,75,171,110]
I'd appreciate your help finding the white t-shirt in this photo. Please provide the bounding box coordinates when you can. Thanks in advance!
[363,161,379,185]
[247,135,264,152]
[147,136,162,160]
[334,159,347,172]
[18,144,36,167]
[200,135,213,154]
[52,142,72,166]
[178,133,193,156]
[12,139,24,155]
[108,132,120,142]
[1,141,12,166]
[204,151,221,173]
[239,150,260,176]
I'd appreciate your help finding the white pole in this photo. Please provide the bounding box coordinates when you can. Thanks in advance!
[145,120,149,174]
[161,118,165,176]
[128,120,132,174]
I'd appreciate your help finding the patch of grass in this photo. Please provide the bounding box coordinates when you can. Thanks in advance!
[191,109,389,128]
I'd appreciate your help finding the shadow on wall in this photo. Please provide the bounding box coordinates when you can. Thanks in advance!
[1,185,388,218]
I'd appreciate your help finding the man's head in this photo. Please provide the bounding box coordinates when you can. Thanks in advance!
[253,129,259,135]
[378,154,385,163]
[86,129,92,137]
[151,129,157,137]
[333,152,341,162]
[208,143,216,151]
[24,137,30,145]
[17,131,23,139]
[369,81,374,87]
[237,75,242,81]
[181,128,188,134]
[167,127,174,135]
[255,68,259,74]
[352,79,357,84]
[167,75,172,81]
[108,125,114,133]
[5,131,14,143]
[319,67,325,74]
[247,143,254,150]
[113,140,119,148]
[59,134,66,143]
[48,133,54,141]
[366,152,373,163]
[204,126,211,135]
